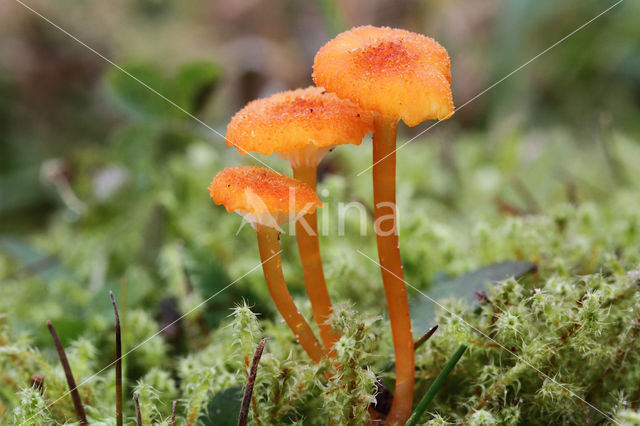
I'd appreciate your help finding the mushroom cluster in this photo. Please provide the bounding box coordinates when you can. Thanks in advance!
[210,25,454,425]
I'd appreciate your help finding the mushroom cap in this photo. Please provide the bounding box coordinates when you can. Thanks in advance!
[209,166,321,228]
[313,26,454,127]
[226,86,374,157]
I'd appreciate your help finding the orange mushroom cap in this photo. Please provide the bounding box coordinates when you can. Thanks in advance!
[313,26,454,127]
[226,87,374,167]
[209,166,321,229]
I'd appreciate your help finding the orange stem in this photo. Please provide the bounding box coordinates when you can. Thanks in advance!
[293,165,341,355]
[256,224,326,363]
[372,115,414,425]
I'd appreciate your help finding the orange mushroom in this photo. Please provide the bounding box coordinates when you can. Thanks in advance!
[226,87,374,353]
[209,166,326,363]
[313,26,454,424]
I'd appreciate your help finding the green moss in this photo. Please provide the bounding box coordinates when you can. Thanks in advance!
[2,124,640,424]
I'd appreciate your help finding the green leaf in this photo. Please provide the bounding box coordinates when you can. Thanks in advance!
[106,61,221,119]
[202,385,244,426]
[171,61,222,114]
[106,64,174,118]
[0,236,69,285]
[410,261,537,335]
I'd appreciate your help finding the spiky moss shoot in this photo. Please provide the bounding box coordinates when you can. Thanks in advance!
[493,310,526,347]
[139,368,178,420]
[469,409,498,425]
[231,301,263,373]
[66,337,97,379]
[132,382,163,424]
[251,351,321,423]
[535,378,584,417]
[12,387,53,425]
[125,310,169,372]
[321,304,378,425]
[424,414,450,425]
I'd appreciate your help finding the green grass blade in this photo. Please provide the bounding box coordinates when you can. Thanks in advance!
[405,344,468,426]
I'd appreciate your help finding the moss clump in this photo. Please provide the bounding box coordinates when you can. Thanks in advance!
[2,125,640,424]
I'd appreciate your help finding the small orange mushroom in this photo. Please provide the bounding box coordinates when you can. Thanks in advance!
[226,87,374,353]
[313,26,453,126]
[209,166,326,363]
[313,26,454,425]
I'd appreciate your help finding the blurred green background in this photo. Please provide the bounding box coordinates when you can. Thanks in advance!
[1,0,639,395]
[1,0,639,229]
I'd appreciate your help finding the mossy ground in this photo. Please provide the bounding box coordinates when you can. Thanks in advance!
[2,124,640,425]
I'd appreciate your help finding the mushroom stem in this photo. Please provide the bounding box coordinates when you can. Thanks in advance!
[372,115,414,425]
[256,224,326,363]
[292,165,340,354]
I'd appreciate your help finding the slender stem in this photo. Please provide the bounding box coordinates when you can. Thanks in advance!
[292,165,340,354]
[372,115,414,425]
[238,338,267,426]
[134,392,142,425]
[120,277,128,401]
[171,400,177,426]
[47,320,88,425]
[256,225,326,363]
[405,344,468,426]
[110,291,123,426]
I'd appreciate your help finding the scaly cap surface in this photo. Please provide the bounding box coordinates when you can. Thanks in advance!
[313,26,454,127]
[209,166,321,229]
[226,87,374,158]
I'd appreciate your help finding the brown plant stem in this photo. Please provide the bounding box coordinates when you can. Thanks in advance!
[241,355,261,425]
[30,375,45,393]
[293,165,340,354]
[47,320,88,425]
[110,291,123,426]
[238,338,267,426]
[134,392,142,425]
[256,225,325,363]
[372,115,414,425]
[414,325,438,351]
[171,400,176,426]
